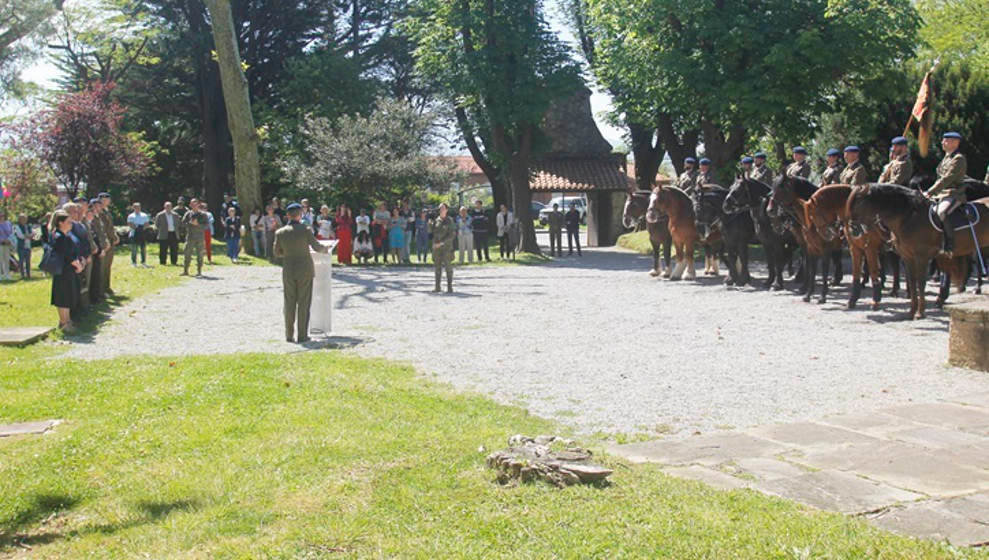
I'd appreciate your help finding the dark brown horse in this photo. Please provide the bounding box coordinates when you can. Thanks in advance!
[651,186,698,280]
[623,188,672,277]
[847,184,989,319]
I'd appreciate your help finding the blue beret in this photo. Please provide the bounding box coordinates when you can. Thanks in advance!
[286,203,303,211]
[684,157,697,164]
[699,158,711,165]
[89,198,100,205]
[741,156,754,164]
[792,146,807,155]
[825,148,841,157]
[891,136,908,145]
[844,146,860,153]
[754,151,767,159]
[943,131,962,140]
[72,196,86,203]
[98,192,111,198]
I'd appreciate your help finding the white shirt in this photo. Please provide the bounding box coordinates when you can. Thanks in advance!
[128,212,150,227]
[355,215,371,234]
[164,212,175,232]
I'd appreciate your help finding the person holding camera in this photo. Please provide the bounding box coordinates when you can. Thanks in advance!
[127,202,150,266]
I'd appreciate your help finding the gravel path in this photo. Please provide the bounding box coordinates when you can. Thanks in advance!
[62,244,988,436]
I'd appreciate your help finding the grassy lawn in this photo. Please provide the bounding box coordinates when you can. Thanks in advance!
[0,351,977,558]
[617,229,653,254]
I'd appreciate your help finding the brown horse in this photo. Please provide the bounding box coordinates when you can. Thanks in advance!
[651,186,698,280]
[804,185,888,310]
[847,184,989,319]
[623,188,672,277]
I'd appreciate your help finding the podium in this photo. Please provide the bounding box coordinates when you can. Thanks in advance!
[310,240,338,336]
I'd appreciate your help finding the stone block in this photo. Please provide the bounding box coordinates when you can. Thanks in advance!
[870,497,989,547]
[947,299,989,371]
[0,420,59,437]
[882,402,989,434]
[748,421,880,450]
[663,465,752,491]
[608,433,789,467]
[755,470,923,514]
[0,327,54,347]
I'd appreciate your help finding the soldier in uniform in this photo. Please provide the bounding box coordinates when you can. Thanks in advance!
[88,197,108,304]
[878,136,913,186]
[173,196,189,242]
[739,156,754,178]
[696,158,715,190]
[675,157,699,193]
[273,202,328,342]
[839,146,868,186]
[181,198,209,276]
[547,203,564,257]
[750,152,774,185]
[97,192,120,295]
[431,202,456,293]
[926,132,968,257]
[785,146,811,179]
[820,148,843,186]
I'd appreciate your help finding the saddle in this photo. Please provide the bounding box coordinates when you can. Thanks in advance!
[929,202,982,232]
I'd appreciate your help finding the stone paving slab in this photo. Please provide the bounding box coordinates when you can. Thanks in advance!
[817,411,923,438]
[730,457,810,482]
[945,391,989,407]
[0,420,59,437]
[755,470,924,515]
[662,466,753,492]
[748,421,880,449]
[881,402,989,435]
[0,326,54,347]
[607,433,789,467]
[870,494,989,547]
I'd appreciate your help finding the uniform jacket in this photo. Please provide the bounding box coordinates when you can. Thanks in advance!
[878,155,913,186]
[929,151,968,201]
[182,210,209,242]
[696,170,715,190]
[547,210,564,232]
[785,160,811,179]
[89,213,108,252]
[100,209,119,245]
[431,216,456,259]
[155,210,180,240]
[839,162,868,186]
[750,164,774,186]
[675,168,699,193]
[820,164,843,186]
[273,221,326,278]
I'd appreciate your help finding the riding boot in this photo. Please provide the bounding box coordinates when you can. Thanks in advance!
[942,227,954,258]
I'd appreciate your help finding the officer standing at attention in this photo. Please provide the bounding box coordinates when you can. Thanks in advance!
[820,148,843,186]
[97,192,120,295]
[926,132,968,257]
[675,157,699,193]
[785,146,811,179]
[739,156,754,178]
[750,152,774,185]
[839,146,868,186]
[181,198,209,276]
[878,136,914,186]
[431,202,456,293]
[696,158,715,191]
[547,202,564,257]
[273,202,328,342]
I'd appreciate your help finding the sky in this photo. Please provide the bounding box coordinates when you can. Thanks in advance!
[13,0,627,149]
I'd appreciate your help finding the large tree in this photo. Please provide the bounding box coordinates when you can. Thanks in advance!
[0,0,61,102]
[407,0,580,253]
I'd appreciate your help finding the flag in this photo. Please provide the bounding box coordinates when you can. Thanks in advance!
[904,60,939,158]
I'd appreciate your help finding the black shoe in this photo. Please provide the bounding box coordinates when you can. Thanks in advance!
[286,337,294,343]
[297,337,310,343]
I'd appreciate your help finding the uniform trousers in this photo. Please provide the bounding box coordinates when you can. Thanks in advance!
[549,228,563,256]
[283,270,314,340]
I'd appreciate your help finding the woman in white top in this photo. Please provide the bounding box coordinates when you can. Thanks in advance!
[315,205,335,239]
[496,204,514,259]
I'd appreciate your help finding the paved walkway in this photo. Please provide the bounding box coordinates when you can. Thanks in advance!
[609,395,989,546]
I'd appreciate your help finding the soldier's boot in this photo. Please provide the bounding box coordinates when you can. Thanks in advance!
[942,227,954,258]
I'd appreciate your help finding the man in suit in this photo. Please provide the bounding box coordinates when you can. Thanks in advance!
[839,146,868,186]
[565,202,582,256]
[926,132,968,257]
[547,203,564,257]
[273,202,328,342]
[155,202,180,265]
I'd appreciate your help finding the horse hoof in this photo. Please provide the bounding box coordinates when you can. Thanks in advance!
[847,301,856,310]
[772,285,783,292]
[724,279,735,287]
[649,269,660,277]
[914,312,926,320]
[662,272,672,279]
[802,294,812,303]
[889,290,899,298]
[871,302,881,311]
[817,298,827,305]
[977,288,983,295]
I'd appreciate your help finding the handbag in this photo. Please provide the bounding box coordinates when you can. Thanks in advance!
[39,243,64,275]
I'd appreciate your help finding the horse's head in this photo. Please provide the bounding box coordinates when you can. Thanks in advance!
[622,187,648,229]
[694,188,726,242]
[909,174,933,193]
[724,175,750,214]
[805,198,842,242]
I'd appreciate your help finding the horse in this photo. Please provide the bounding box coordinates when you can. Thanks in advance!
[846,183,989,319]
[695,186,755,286]
[623,188,672,277]
[650,186,698,280]
[724,176,792,290]
[771,176,844,303]
[691,186,728,276]
[804,184,893,310]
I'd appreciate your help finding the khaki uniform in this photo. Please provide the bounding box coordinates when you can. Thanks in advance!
[547,210,564,256]
[928,151,967,202]
[88,214,107,303]
[100,207,118,294]
[182,210,209,274]
[821,163,843,186]
[878,154,913,186]
[79,220,97,306]
[173,204,188,240]
[675,168,699,194]
[431,215,456,292]
[750,163,774,186]
[273,221,326,341]
[785,160,811,179]
[697,169,716,190]
[839,161,868,186]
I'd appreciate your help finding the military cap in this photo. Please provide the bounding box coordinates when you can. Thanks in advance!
[177,196,187,202]
[684,156,697,164]
[891,136,908,145]
[699,158,711,165]
[72,196,86,203]
[825,148,841,157]
[741,156,754,164]
[844,146,860,153]
[98,192,111,198]
[792,146,808,155]
[286,202,303,211]
[753,151,767,159]
[943,131,962,140]
[89,198,100,205]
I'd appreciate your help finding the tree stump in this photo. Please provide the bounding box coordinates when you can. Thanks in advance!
[485,435,613,488]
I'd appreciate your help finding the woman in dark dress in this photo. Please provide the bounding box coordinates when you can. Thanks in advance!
[50,210,85,332]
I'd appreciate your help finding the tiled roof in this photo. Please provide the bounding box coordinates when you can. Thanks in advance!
[530,155,630,192]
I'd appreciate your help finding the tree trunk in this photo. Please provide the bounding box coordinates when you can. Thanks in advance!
[204,0,262,220]
[628,121,663,190]
[493,124,540,254]
[700,119,747,184]
[657,114,699,176]
[455,106,508,210]
[200,71,233,214]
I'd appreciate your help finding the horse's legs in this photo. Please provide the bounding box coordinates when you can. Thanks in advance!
[849,246,863,309]
[938,268,951,308]
[819,253,831,304]
[663,232,672,275]
[915,260,929,319]
[685,241,697,280]
[740,243,751,286]
[724,243,737,286]
[832,249,843,285]
[888,251,901,297]
[650,241,661,277]
[670,241,685,280]
[803,256,817,303]
[866,246,882,310]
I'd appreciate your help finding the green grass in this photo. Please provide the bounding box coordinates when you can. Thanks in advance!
[0,351,979,558]
[617,230,653,255]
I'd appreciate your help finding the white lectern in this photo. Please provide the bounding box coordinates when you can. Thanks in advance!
[310,240,338,336]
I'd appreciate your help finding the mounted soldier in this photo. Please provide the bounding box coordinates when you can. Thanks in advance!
[839,146,868,186]
[925,132,968,257]
[676,156,699,194]
[739,156,754,179]
[750,152,774,186]
[785,146,811,179]
[696,158,716,192]
[878,136,913,186]
[820,148,843,186]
